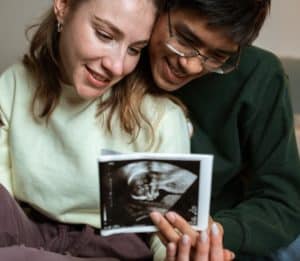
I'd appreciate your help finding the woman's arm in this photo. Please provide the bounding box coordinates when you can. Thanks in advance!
[0,112,12,193]
[0,65,22,196]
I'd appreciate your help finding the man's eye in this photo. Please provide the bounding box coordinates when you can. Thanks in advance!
[211,54,229,63]
[176,36,192,47]
[175,31,194,47]
[128,47,142,56]
[96,30,113,41]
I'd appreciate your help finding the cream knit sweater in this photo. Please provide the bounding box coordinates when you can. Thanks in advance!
[0,63,190,229]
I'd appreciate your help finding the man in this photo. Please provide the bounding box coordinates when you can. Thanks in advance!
[148,0,300,260]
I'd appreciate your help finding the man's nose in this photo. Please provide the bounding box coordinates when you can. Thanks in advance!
[178,56,205,75]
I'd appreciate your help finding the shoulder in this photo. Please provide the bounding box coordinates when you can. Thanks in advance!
[239,46,284,76]
[140,94,191,153]
[142,94,192,135]
[178,46,286,102]
[1,63,28,81]
[0,63,32,119]
[238,46,289,100]
[142,94,187,120]
[0,63,31,94]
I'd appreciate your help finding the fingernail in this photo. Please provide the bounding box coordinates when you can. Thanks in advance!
[168,242,176,252]
[166,212,176,223]
[231,251,235,260]
[182,234,190,245]
[200,230,208,243]
[150,212,160,225]
[211,223,219,236]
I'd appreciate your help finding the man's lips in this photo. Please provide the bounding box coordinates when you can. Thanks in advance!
[162,58,189,86]
[165,59,187,79]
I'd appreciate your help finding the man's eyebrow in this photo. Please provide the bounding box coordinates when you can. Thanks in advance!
[175,23,238,55]
[175,23,202,45]
[214,48,239,56]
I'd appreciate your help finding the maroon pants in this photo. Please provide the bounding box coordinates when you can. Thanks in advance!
[0,185,152,260]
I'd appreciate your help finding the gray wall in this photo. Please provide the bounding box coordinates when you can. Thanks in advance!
[254,0,300,58]
[0,0,50,73]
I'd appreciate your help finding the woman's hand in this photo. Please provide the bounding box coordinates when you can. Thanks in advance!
[150,211,235,260]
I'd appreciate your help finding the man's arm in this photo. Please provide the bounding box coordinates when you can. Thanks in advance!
[172,47,300,257]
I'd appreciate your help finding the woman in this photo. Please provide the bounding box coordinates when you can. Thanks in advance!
[0,0,191,260]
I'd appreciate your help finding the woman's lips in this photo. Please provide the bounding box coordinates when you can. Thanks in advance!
[85,66,110,89]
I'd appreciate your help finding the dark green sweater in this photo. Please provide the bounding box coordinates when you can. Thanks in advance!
[175,46,300,258]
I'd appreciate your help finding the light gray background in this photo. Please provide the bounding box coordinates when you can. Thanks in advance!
[0,0,299,110]
[0,0,51,73]
[0,0,299,73]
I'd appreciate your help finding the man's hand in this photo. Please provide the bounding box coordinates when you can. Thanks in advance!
[150,211,235,260]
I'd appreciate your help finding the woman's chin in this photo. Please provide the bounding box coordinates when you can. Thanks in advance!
[76,85,107,100]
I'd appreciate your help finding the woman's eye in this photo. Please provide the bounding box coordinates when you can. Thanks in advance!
[96,30,113,41]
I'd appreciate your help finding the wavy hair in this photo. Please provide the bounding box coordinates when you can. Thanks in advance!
[22,0,187,146]
[97,51,188,145]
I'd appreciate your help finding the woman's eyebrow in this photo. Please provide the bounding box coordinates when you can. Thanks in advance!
[132,40,149,46]
[93,15,150,45]
[93,15,123,36]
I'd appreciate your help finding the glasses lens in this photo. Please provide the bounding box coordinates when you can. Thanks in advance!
[167,37,199,57]
[166,35,240,74]
[217,51,240,74]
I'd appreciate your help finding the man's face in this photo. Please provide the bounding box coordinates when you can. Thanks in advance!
[149,8,239,91]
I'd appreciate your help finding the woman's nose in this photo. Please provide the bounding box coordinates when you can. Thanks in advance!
[102,49,126,77]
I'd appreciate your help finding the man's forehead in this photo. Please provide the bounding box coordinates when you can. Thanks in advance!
[170,9,239,53]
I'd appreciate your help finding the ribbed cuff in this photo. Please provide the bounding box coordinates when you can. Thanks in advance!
[213,215,245,253]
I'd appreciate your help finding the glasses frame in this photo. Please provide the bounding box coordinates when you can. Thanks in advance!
[166,10,240,74]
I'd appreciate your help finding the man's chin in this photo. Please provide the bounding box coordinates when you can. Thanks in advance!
[157,78,186,92]
[152,75,180,92]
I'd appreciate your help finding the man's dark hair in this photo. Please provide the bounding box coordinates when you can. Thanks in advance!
[167,0,271,45]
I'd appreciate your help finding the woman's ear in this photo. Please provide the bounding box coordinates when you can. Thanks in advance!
[53,0,69,23]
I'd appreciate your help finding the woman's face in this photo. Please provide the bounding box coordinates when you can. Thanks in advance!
[55,0,157,99]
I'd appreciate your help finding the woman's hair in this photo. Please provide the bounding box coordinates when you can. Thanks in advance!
[23,0,185,146]
[98,51,188,146]
[23,1,83,118]
[22,0,186,147]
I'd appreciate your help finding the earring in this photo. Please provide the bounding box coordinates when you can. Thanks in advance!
[57,21,63,33]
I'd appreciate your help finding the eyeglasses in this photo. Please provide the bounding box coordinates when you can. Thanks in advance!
[165,10,240,74]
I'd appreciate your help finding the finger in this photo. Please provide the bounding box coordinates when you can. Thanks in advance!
[193,230,209,261]
[223,249,235,261]
[177,234,191,261]
[210,223,224,261]
[165,212,198,245]
[156,232,168,246]
[150,212,180,243]
[166,242,177,261]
